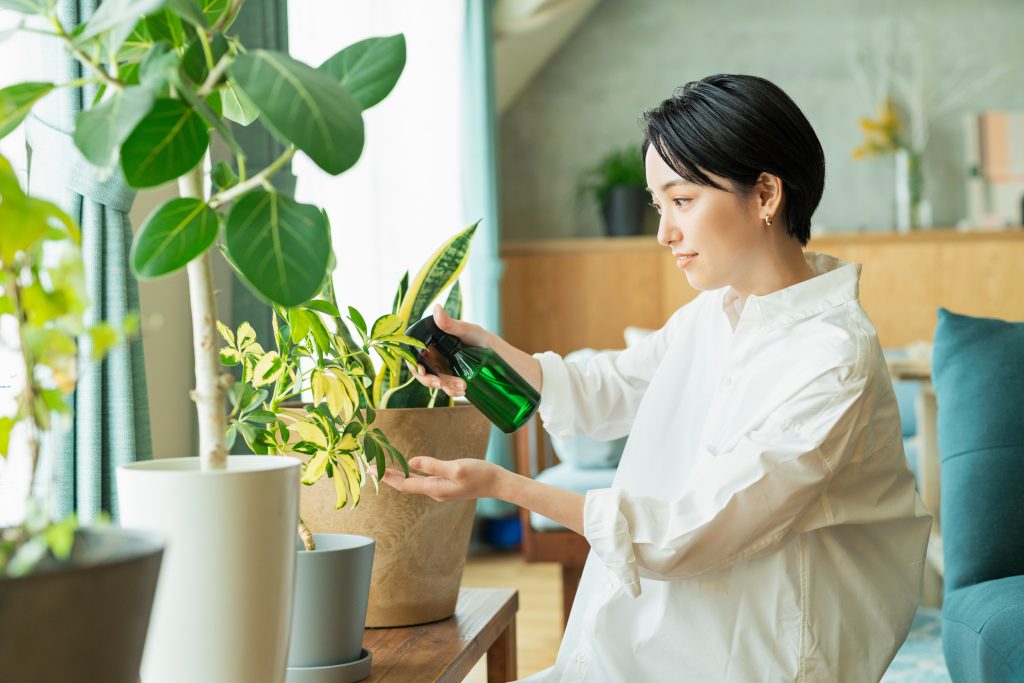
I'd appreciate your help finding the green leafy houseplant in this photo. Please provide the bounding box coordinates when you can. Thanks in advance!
[576,145,647,214]
[0,153,131,575]
[219,222,478,550]
[0,0,407,476]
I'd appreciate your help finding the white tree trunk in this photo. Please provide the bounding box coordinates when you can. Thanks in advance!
[179,165,228,471]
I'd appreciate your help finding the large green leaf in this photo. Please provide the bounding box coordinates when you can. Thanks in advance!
[199,0,230,24]
[145,10,187,48]
[120,97,209,188]
[75,0,165,51]
[318,34,406,111]
[165,0,206,27]
[224,189,331,307]
[131,197,220,277]
[73,86,154,170]
[221,80,259,125]
[229,50,364,175]
[0,82,54,140]
[0,0,52,14]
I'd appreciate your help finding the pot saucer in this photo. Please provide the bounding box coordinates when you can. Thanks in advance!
[286,648,372,683]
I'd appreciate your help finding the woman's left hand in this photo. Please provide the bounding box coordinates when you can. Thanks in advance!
[381,456,502,502]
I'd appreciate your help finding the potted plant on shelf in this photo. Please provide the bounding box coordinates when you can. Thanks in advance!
[577,145,650,237]
[223,221,492,634]
[0,153,164,683]
[0,1,406,680]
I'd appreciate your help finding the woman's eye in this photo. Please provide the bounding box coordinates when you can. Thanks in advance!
[673,198,690,207]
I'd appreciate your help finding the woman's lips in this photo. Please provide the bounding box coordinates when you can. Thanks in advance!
[675,253,697,268]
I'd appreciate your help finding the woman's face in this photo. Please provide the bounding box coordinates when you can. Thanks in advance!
[645,146,766,293]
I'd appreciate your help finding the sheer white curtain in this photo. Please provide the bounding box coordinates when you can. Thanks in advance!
[0,12,50,525]
[287,0,468,327]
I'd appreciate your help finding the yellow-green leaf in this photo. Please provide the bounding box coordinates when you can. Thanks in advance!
[87,322,119,361]
[251,350,284,387]
[293,420,328,450]
[370,313,403,340]
[331,460,348,508]
[301,451,329,485]
[236,321,257,351]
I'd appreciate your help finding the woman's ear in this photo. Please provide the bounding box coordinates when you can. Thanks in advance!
[757,172,784,216]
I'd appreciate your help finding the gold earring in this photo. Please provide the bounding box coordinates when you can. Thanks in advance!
[764,214,773,227]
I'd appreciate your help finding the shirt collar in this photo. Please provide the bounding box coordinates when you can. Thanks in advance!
[721,251,861,332]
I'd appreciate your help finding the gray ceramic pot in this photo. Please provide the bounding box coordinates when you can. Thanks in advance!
[286,534,375,683]
[0,526,163,682]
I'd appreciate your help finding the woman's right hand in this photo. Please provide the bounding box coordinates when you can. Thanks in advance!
[406,304,493,398]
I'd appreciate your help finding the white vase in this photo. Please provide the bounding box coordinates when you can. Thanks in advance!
[117,456,300,683]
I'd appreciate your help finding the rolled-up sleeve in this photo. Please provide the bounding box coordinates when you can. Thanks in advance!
[583,362,870,597]
[530,303,695,441]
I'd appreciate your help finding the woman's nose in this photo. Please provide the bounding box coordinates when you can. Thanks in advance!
[656,214,679,247]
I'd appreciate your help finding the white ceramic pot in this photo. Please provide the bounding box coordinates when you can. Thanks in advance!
[117,456,300,683]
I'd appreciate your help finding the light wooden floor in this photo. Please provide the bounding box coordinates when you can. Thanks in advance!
[460,551,562,682]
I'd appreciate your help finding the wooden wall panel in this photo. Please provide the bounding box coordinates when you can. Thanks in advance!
[500,230,1024,355]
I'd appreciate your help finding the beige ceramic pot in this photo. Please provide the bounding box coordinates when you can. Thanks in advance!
[298,403,492,627]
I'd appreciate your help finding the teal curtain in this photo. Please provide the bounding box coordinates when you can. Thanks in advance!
[463,0,514,519]
[26,0,152,522]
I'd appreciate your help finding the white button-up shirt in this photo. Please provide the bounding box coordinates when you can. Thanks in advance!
[519,252,932,682]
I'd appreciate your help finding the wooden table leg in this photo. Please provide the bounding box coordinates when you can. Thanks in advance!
[487,619,517,683]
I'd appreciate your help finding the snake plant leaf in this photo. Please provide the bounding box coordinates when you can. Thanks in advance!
[130,197,220,278]
[0,82,53,140]
[224,189,331,307]
[443,280,462,320]
[318,34,406,111]
[73,86,154,171]
[229,50,364,175]
[396,220,479,328]
[391,270,409,315]
[120,98,209,188]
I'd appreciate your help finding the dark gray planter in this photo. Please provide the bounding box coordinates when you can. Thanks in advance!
[0,526,163,682]
[601,185,647,236]
[287,534,375,683]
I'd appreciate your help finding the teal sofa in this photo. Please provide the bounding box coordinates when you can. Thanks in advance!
[932,307,1024,681]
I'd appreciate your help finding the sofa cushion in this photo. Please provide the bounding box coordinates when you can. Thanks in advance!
[932,308,1024,592]
[529,463,617,531]
[942,576,1024,681]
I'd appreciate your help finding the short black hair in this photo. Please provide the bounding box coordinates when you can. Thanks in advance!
[640,74,825,246]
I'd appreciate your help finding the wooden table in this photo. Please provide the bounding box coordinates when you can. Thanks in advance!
[363,588,519,682]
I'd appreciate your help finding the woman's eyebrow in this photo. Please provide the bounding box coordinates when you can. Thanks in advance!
[646,179,690,193]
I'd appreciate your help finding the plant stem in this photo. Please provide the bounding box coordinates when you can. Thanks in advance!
[180,164,229,471]
[298,517,316,551]
[209,147,296,208]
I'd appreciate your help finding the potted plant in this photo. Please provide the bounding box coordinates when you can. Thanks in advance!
[0,153,164,683]
[577,145,650,236]
[0,1,406,680]
[223,221,492,635]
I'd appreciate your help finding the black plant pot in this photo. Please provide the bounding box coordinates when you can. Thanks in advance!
[0,526,163,682]
[601,185,647,237]
[286,534,375,683]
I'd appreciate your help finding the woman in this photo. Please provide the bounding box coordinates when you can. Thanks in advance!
[383,74,932,682]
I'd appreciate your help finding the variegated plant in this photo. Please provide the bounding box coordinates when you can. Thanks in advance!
[218,222,478,549]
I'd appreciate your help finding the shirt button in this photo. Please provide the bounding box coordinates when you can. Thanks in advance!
[576,654,588,664]
[604,582,614,591]
[722,376,732,386]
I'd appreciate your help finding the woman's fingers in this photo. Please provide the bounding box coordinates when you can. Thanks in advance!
[404,359,466,397]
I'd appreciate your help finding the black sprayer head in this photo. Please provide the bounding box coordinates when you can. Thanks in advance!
[404,315,461,374]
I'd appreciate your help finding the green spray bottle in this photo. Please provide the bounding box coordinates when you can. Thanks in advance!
[404,316,539,433]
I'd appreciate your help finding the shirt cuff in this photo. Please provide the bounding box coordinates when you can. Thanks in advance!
[531,351,575,439]
[584,487,642,598]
